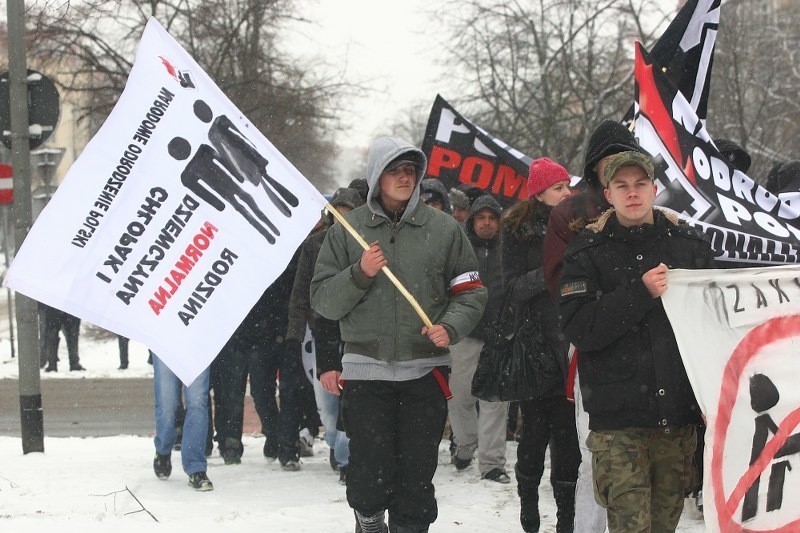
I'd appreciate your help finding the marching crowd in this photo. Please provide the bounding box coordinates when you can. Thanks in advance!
[38,124,760,532]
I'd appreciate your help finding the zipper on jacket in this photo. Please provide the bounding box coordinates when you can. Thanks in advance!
[390,221,401,243]
[386,209,402,243]
[389,221,399,359]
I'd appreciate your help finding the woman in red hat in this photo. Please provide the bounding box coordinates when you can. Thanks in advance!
[502,157,580,533]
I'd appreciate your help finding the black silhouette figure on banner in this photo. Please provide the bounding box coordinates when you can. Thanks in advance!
[192,99,299,217]
[742,373,800,522]
[168,137,278,244]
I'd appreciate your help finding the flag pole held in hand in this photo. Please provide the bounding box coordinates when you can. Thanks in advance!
[326,203,433,328]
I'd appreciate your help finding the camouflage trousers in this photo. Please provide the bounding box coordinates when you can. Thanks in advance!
[586,425,696,533]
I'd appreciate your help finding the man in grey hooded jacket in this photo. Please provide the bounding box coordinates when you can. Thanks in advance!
[311,136,487,533]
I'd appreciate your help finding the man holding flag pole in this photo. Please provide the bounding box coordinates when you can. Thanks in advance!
[311,136,487,533]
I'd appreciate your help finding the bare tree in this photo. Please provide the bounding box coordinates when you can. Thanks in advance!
[438,0,671,172]
[382,101,432,148]
[25,0,349,191]
[706,0,800,183]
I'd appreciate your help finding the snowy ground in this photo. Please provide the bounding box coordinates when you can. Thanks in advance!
[1,434,523,532]
[0,293,707,532]
[0,434,707,533]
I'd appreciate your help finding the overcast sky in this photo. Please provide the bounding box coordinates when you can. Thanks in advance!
[287,0,445,148]
[0,0,444,149]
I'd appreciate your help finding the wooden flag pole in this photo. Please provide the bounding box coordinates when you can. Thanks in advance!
[326,203,434,328]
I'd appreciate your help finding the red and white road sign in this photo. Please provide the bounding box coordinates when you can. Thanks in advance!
[0,164,12,205]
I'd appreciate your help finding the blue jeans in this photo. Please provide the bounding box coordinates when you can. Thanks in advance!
[153,353,210,476]
[314,378,349,467]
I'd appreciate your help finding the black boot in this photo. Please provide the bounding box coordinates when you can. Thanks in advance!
[516,465,540,532]
[553,481,576,533]
[354,510,387,533]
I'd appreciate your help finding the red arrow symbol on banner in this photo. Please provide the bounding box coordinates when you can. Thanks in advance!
[635,42,697,186]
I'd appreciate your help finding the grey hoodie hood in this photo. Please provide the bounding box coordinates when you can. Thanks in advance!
[365,136,427,220]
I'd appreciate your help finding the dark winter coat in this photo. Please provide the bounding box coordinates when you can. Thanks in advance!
[232,247,300,348]
[286,229,326,342]
[542,185,609,301]
[558,208,716,430]
[502,200,568,397]
[464,195,503,341]
[285,228,342,375]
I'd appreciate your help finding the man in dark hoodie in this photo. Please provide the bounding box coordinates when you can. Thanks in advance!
[311,136,487,533]
[714,138,751,175]
[542,120,648,533]
[420,178,452,213]
[285,186,365,484]
[447,195,509,483]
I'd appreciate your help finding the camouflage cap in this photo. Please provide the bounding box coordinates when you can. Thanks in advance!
[602,150,655,187]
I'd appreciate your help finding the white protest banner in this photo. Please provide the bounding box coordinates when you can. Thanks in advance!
[4,18,327,384]
[661,266,800,532]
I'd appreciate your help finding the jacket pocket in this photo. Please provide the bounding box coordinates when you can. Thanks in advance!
[680,425,699,496]
[586,431,615,508]
[342,291,382,338]
[410,267,447,328]
[424,266,447,306]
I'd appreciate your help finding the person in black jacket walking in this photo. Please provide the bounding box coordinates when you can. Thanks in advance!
[285,186,364,484]
[38,303,84,372]
[503,158,580,533]
[543,120,648,533]
[558,151,716,532]
[212,249,303,469]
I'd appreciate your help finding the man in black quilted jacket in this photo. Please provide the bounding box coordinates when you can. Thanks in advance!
[559,151,716,532]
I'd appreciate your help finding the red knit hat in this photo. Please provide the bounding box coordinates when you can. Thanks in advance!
[527,157,570,197]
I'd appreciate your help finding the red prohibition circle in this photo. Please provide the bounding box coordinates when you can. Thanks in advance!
[712,315,800,533]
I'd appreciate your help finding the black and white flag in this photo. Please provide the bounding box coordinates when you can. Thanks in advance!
[623,0,720,126]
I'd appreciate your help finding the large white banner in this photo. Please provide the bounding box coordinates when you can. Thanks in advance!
[4,18,327,384]
[662,266,800,532]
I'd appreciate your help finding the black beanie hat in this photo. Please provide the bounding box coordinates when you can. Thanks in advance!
[456,184,486,206]
[766,160,800,195]
[347,178,369,203]
[330,187,364,211]
[714,139,752,174]
[765,160,787,195]
[583,120,644,183]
